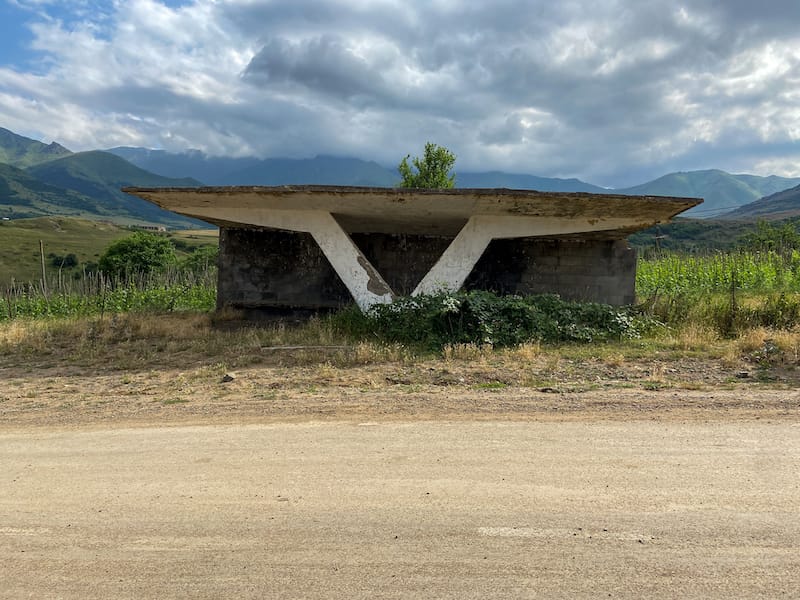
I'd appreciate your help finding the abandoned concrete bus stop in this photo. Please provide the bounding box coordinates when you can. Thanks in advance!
[125,186,701,315]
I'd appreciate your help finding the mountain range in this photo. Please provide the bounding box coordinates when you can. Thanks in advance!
[719,183,800,221]
[3,126,800,228]
[0,128,205,227]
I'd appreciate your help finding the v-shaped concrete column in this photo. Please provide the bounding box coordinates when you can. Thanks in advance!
[187,207,395,311]
[413,215,640,296]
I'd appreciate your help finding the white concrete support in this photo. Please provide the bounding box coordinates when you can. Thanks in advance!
[413,215,641,296]
[185,206,395,311]
[305,212,395,310]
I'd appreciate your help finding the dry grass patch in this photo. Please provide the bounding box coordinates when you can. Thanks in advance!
[1,311,795,389]
[0,312,416,372]
[664,323,720,352]
[735,327,800,367]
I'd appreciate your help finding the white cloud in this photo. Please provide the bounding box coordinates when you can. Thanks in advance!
[1,0,799,185]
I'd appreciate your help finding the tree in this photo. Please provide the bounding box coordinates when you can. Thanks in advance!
[397,142,456,188]
[740,220,800,254]
[98,231,176,278]
[179,245,219,274]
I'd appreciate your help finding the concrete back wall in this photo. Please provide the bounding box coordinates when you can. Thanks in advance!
[217,228,636,315]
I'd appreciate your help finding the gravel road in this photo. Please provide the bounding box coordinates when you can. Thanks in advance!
[2,419,799,599]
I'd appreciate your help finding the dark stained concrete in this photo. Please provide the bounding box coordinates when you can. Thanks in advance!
[217,229,637,315]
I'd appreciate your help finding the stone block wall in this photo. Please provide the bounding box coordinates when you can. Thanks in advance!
[469,238,636,306]
[217,228,637,316]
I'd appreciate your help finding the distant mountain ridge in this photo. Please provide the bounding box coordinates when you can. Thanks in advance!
[110,147,800,217]
[109,147,261,186]
[0,128,205,227]
[0,127,72,168]
[720,184,800,221]
[3,126,800,228]
[108,147,609,192]
[26,151,205,227]
[456,171,606,193]
[614,169,800,217]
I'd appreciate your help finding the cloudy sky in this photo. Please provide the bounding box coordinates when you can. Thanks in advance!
[1,0,799,186]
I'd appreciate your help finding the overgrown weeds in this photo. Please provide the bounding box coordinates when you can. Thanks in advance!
[333,291,652,351]
[2,268,216,321]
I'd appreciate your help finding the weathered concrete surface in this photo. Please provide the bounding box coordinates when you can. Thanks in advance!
[2,421,798,599]
[127,185,693,312]
[216,228,349,312]
[218,229,637,313]
[124,185,701,237]
[471,238,637,305]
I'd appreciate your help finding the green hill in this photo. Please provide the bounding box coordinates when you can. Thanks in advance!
[0,217,219,285]
[0,217,129,284]
[0,127,72,168]
[0,163,105,220]
[616,169,800,217]
[26,151,206,227]
[720,184,800,221]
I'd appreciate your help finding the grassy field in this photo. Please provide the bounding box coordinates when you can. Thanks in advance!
[0,217,217,284]
[3,215,800,361]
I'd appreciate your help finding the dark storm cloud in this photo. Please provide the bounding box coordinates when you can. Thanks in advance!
[243,35,387,102]
[2,0,799,184]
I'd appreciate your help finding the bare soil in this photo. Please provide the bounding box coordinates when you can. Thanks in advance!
[1,353,799,428]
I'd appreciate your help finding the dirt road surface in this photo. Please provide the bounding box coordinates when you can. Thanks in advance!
[2,416,799,599]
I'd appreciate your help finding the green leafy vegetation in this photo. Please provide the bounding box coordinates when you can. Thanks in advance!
[739,220,800,252]
[637,251,800,296]
[98,232,177,278]
[0,218,218,284]
[637,221,800,336]
[397,142,456,189]
[629,218,760,254]
[2,270,216,321]
[334,291,648,350]
[6,216,800,355]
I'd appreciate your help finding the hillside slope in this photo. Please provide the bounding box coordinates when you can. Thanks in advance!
[720,184,800,221]
[616,169,800,217]
[0,217,128,283]
[0,127,72,168]
[0,163,104,220]
[27,151,206,227]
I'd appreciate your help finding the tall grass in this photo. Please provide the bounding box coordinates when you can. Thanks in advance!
[6,246,800,341]
[637,249,800,335]
[2,267,216,321]
[637,249,800,296]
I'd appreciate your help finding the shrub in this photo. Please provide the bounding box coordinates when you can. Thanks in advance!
[333,291,646,351]
[98,232,176,278]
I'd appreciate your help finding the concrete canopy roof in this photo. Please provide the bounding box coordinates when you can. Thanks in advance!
[124,185,701,237]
